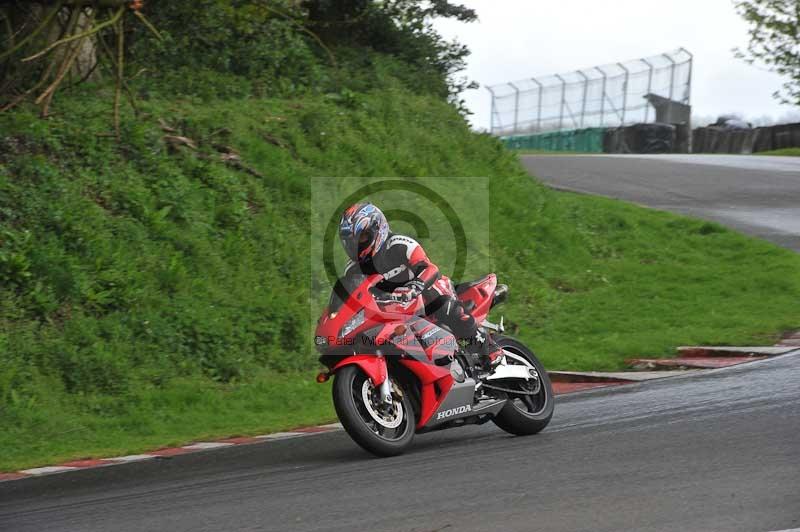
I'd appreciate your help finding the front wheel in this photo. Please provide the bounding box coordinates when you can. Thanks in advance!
[491,336,554,436]
[332,365,415,457]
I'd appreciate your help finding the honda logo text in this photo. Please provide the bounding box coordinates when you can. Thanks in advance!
[436,404,472,420]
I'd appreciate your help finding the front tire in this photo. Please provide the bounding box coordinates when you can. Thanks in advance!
[332,365,415,457]
[491,336,554,436]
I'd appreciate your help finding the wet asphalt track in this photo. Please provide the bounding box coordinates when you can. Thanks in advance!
[2,154,799,532]
[521,154,800,252]
[1,353,798,532]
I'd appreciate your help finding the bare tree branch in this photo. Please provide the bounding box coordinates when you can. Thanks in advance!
[22,4,122,62]
[0,0,62,61]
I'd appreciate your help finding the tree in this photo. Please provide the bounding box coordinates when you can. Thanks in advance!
[1,0,478,122]
[300,0,477,107]
[0,0,161,135]
[734,0,800,106]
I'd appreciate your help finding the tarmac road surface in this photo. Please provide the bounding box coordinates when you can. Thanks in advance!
[1,352,798,532]
[521,154,800,252]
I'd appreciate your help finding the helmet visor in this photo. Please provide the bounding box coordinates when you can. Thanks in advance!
[357,228,375,259]
[341,233,359,262]
[341,226,374,262]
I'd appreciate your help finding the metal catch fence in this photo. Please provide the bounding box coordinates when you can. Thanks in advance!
[487,48,693,136]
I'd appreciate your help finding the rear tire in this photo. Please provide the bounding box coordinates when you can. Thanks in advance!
[332,365,415,457]
[491,336,554,436]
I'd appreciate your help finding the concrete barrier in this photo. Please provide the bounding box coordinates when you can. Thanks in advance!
[693,122,800,154]
[603,123,678,154]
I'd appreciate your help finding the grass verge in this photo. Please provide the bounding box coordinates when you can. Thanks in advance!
[498,184,800,371]
[0,371,334,471]
[756,148,800,156]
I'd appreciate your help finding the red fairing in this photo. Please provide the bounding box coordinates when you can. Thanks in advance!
[332,355,388,386]
[456,274,497,323]
[314,273,425,341]
[400,359,454,428]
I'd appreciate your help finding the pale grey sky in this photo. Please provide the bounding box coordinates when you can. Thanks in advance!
[435,0,797,130]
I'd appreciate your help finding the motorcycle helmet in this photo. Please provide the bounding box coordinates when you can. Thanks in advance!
[339,203,389,262]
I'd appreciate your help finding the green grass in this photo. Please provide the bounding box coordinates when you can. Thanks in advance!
[1,88,799,471]
[498,185,800,370]
[0,371,334,471]
[756,148,800,156]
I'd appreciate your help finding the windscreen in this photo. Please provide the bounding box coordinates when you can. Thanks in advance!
[328,273,367,313]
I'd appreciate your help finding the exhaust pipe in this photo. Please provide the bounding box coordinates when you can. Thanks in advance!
[492,284,508,307]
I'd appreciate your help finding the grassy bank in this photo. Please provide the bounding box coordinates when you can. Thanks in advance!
[2,89,800,470]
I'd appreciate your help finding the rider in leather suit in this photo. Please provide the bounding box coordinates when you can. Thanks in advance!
[339,203,502,368]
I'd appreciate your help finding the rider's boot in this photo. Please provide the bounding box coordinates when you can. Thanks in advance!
[465,329,503,371]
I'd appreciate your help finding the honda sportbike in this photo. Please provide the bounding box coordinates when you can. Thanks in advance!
[314,273,554,456]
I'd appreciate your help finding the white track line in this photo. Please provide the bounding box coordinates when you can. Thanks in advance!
[107,454,157,463]
[182,442,235,450]
[20,466,78,475]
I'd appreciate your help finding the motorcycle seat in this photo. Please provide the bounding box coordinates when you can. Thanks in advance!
[455,275,492,295]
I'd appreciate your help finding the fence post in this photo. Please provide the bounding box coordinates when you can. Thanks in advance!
[508,82,520,135]
[663,52,677,101]
[531,77,543,132]
[486,86,497,134]
[679,47,693,104]
[640,58,654,123]
[678,47,694,152]
[577,70,589,128]
[616,62,629,126]
[555,73,567,131]
[595,66,607,127]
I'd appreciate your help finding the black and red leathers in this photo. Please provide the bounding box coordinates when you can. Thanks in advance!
[344,233,492,352]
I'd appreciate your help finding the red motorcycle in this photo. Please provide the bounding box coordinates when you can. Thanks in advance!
[315,272,554,456]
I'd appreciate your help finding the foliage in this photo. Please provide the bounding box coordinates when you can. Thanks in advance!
[127,0,327,99]
[303,0,478,107]
[734,0,800,106]
[1,0,479,116]
[129,0,478,104]
[0,0,156,124]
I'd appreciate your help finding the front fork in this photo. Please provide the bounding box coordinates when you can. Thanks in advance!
[328,354,393,405]
[379,376,394,406]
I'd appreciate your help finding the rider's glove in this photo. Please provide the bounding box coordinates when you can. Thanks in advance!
[394,279,425,303]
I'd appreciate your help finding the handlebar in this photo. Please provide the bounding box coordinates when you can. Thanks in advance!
[371,287,417,306]
[373,293,406,305]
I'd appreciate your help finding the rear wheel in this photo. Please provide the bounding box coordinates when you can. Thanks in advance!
[332,365,415,457]
[491,336,554,436]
